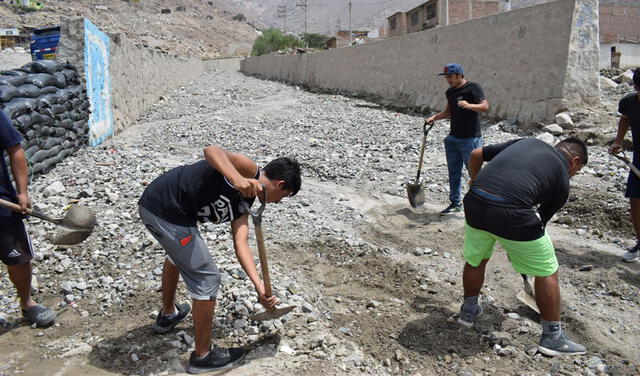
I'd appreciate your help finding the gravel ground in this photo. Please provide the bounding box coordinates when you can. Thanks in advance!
[0,48,31,71]
[0,68,639,376]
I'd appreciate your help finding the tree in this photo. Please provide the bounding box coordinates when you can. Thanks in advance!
[251,28,302,56]
[301,33,329,49]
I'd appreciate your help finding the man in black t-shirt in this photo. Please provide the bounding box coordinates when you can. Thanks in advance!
[138,146,301,373]
[455,137,588,356]
[0,109,56,327]
[609,67,640,263]
[426,63,489,214]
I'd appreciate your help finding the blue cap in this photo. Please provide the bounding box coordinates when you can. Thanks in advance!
[438,63,464,75]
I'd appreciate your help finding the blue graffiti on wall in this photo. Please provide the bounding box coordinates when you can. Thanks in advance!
[84,19,113,146]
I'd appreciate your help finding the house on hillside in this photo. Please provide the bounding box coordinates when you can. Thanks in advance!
[387,0,503,37]
[327,29,370,48]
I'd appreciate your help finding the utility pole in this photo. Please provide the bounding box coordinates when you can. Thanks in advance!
[277,5,287,34]
[348,1,352,45]
[296,0,308,36]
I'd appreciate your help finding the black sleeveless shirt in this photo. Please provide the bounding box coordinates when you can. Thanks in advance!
[139,160,258,226]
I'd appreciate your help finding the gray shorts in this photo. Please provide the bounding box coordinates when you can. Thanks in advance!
[139,205,220,300]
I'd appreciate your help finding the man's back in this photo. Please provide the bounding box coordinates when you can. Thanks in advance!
[473,138,570,223]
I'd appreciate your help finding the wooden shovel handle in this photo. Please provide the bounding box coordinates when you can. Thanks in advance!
[0,197,27,214]
[0,198,60,224]
[252,216,273,297]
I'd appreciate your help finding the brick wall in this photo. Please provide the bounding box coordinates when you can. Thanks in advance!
[448,0,500,25]
[599,4,640,43]
[388,13,408,37]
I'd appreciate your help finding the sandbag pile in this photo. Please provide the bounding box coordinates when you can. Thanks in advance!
[0,60,89,176]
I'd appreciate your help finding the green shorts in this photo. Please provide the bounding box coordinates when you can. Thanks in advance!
[463,223,558,277]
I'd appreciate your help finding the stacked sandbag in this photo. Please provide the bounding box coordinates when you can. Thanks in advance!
[0,60,90,176]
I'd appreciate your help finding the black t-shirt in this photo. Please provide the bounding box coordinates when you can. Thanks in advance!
[618,93,640,152]
[472,138,570,226]
[139,160,258,227]
[446,81,485,139]
[0,110,25,225]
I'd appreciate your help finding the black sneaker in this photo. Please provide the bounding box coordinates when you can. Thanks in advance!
[152,303,191,334]
[440,203,462,215]
[187,346,246,374]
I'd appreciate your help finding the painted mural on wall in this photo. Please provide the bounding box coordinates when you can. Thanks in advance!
[84,19,113,146]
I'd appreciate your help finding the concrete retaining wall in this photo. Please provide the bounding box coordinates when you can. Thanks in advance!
[58,17,205,145]
[241,0,600,124]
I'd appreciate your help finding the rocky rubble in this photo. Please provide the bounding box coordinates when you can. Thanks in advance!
[0,68,639,375]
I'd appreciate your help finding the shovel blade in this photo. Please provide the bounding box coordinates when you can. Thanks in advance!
[249,305,295,321]
[406,183,425,208]
[50,206,97,245]
[516,290,540,313]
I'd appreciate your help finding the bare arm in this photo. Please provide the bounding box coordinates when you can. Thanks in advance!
[6,143,31,213]
[468,147,484,183]
[609,115,630,154]
[203,145,261,197]
[426,101,451,124]
[231,216,277,309]
[458,99,489,113]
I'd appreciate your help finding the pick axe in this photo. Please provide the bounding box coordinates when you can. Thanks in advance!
[239,188,295,321]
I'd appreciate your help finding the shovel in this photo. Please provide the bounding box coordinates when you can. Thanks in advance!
[611,152,640,179]
[0,198,96,245]
[407,120,435,208]
[239,189,295,321]
[516,274,540,313]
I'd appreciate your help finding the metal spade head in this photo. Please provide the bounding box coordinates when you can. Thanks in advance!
[50,205,97,245]
[406,183,425,208]
[248,305,295,321]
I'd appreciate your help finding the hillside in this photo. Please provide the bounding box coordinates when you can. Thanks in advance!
[0,0,260,58]
[214,0,426,36]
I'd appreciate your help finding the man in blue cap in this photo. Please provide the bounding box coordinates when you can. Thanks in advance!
[426,63,489,214]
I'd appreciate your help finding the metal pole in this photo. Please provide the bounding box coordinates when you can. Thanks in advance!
[348,1,352,45]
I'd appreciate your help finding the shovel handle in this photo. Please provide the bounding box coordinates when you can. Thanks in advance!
[612,153,640,179]
[414,122,434,183]
[238,185,267,217]
[0,198,60,224]
[252,216,273,297]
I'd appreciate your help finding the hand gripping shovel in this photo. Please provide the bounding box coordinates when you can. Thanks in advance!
[0,198,96,245]
[239,189,295,321]
[611,152,640,179]
[516,274,540,313]
[407,121,435,208]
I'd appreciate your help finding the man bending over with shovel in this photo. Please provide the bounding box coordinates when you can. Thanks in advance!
[138,146,300,373]
[0,109,56,327]
[455,137,588,356]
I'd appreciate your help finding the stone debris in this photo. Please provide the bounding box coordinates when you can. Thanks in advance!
[0,67,637,375]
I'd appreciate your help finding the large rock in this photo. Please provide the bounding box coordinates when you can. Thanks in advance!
[543,123,564,135]
[44,181,66,196]
[537,132,555,145]
[599,76,618,89]
[614,69,635,85]
[555,112,574,129]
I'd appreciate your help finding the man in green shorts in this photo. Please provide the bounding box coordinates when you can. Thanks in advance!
[455,137,588,356]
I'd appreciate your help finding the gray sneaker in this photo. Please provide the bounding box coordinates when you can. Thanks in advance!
[22,304,56,327]
[538,331,586,356]
[455,304,483,328]
[623,246,640,263]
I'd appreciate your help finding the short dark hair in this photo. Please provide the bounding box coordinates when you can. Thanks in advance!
[634,67,640,86]
[555,137,588,165]
[262,157,301,196]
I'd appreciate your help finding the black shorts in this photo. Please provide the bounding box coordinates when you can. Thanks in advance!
[0,221,34,265]
[463,192,545,242]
